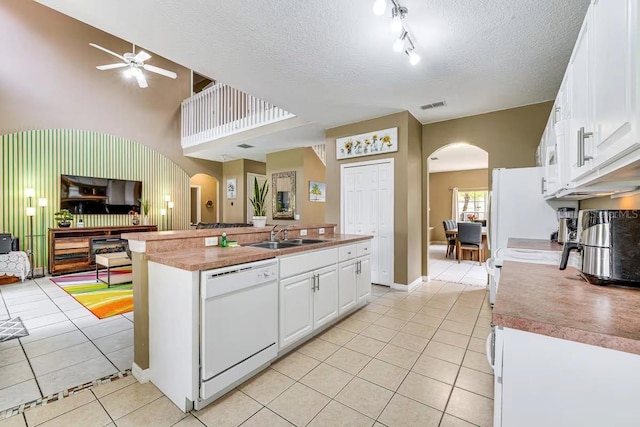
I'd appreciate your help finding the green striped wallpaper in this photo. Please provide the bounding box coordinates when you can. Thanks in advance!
[1,129,190,269]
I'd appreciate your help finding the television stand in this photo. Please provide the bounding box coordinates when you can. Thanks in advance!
[48,225,156,275]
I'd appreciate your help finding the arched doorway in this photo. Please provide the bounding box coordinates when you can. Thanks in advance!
[427,143,489,285]
[189,173,220,226]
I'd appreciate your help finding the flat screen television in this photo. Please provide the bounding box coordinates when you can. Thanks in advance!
[60,174,142,215]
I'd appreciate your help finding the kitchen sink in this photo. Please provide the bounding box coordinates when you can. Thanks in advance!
[250,241,301,249]
[281,238,328,245]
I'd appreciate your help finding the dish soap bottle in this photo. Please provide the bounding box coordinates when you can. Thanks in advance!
[221,232,227,247]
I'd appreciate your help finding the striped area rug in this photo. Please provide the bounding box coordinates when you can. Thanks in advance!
[50,268,133,319]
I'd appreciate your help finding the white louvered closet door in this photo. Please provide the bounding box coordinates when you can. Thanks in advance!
[341,160,394,286]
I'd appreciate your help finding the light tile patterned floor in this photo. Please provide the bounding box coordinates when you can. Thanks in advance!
[0,277,133,412]
[0,281,493,426]
[429,245,488,286]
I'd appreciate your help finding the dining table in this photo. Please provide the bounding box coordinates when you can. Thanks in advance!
[448,227,488,262]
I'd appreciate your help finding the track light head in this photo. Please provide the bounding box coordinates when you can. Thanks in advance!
[390,6,407,34]
[407,48,421,66]
[373,0,387,16]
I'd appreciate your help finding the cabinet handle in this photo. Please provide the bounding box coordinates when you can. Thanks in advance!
[577,126,593,167]
[316,274,320,291]
[312,274,316,292]
[486,331,495,370]
[554,106,560,124]
[541,177,546,195]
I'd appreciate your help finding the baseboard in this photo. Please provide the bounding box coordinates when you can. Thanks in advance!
[132,362,150,383]
[391,276,424,292]
[422,276,430,282]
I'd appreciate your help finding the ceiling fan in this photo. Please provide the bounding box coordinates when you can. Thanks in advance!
[90,43,178,88]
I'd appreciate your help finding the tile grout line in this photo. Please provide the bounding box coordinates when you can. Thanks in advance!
[91,389,116,426]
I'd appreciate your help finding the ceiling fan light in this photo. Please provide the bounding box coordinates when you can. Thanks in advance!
[373,0,386,16]
[123,68,133,79]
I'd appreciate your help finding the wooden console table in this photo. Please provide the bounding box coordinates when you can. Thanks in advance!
[48,225,156,275]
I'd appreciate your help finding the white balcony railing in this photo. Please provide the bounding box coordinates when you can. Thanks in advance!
[181,82,296,148]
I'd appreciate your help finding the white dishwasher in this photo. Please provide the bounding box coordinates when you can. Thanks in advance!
[199,259,278,404]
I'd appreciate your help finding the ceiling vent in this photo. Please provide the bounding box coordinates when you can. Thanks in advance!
[420,101,447,110]
[237,143,254,149]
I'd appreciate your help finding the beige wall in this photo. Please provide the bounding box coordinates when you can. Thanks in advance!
[222,159,267,223]
[266,147,326,225]
[422,101,552,275]
[429,169,489,242]
[326,111,422,286]
[580,194,640,210]
[0,0,222,180]
[189,174,219,223]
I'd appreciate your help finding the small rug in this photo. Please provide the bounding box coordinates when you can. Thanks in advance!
[0,317,29,342]
[50,268,133,319]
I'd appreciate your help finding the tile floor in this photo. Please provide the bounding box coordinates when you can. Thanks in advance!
[429,244,488,287]
[0,277,133,412]
[1,280,494,426]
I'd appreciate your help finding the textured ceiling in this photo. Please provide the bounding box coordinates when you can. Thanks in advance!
[35,0,590,129]
[428,143,488,173]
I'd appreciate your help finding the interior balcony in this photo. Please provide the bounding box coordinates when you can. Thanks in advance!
[181,82,304,157]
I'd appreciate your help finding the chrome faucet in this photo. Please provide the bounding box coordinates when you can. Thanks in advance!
[270,225,290,241]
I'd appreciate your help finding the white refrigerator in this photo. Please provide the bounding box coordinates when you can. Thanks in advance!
[486,167,578,304]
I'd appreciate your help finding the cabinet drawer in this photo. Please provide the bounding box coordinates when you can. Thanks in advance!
[338,245,357,262]
[279,248,338,279]
[55,238,89,250]
[357,241,371,257]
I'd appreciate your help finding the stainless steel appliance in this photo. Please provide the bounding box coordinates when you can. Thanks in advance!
[560,210,640,286]
[557,207,578,244]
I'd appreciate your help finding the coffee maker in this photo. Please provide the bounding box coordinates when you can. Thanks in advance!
[556,207,577,244]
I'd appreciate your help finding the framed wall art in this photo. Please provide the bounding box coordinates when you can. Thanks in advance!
[309,181,325,202]
[226,178,237,199]
[336,127,398,160]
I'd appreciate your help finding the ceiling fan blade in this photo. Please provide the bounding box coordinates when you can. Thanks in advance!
[143,64,177,79]
[89,43,125,61]
[134,50,152,63]
[96,63,127,70]
[136,73,149,88]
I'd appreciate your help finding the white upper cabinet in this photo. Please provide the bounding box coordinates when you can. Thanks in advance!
[567,6,594,183]
[591,0,638,167]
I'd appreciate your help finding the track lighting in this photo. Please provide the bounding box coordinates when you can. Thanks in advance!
[390,6,407,34]
[373,0,386,16]
[407,48,421,66]
[373,1,420,66]
[393,31,407,52]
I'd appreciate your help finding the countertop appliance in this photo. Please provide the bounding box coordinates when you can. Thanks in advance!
[557,207,577,244]
[199,259,278,405]
[560,210,640,286]
[488,168,578,303]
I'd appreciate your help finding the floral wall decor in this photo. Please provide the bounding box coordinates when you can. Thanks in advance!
[336,127,398,160]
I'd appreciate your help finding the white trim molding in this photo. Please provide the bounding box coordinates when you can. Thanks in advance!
[132,362,151,383]
[128,240,146,254]
[391,276,424,292]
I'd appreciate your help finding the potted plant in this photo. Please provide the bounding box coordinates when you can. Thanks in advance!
[249,177,269,227]
[139,199,150,225]
[54,209,73,228]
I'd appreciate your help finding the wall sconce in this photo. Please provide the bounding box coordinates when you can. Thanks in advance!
[205,200,213,208]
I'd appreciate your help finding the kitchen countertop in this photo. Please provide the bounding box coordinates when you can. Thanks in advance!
[123,224,337,241]
[146,234,372,271]
[494,261,640,355]
[507,238,564,252]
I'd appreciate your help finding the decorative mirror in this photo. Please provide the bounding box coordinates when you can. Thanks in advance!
[272,171,296,219]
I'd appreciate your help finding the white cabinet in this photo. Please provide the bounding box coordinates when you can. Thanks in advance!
[591,0,638,168]
[356,256,371,303]
[279,272,314,348]
[567,6,594,183]
[338,261,357,314]
[313,265,339,329]
[492,327,640,427]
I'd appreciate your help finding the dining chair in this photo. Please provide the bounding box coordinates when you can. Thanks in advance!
[442,220,456,258]
[457,222,484,265]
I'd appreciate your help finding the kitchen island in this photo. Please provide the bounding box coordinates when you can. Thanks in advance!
[144,233,373,412]
[490,238,640,427]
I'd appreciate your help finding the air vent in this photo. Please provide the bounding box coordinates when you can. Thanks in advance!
[420,101,447,110]
[237,143,254,149]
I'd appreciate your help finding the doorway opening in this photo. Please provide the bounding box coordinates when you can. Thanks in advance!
[190,173,219,226]
[427,143,488,286]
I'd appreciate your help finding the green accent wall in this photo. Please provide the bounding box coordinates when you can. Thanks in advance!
[1,129,190,269]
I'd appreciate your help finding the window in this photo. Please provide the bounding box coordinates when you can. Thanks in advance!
[457,190,488,221]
